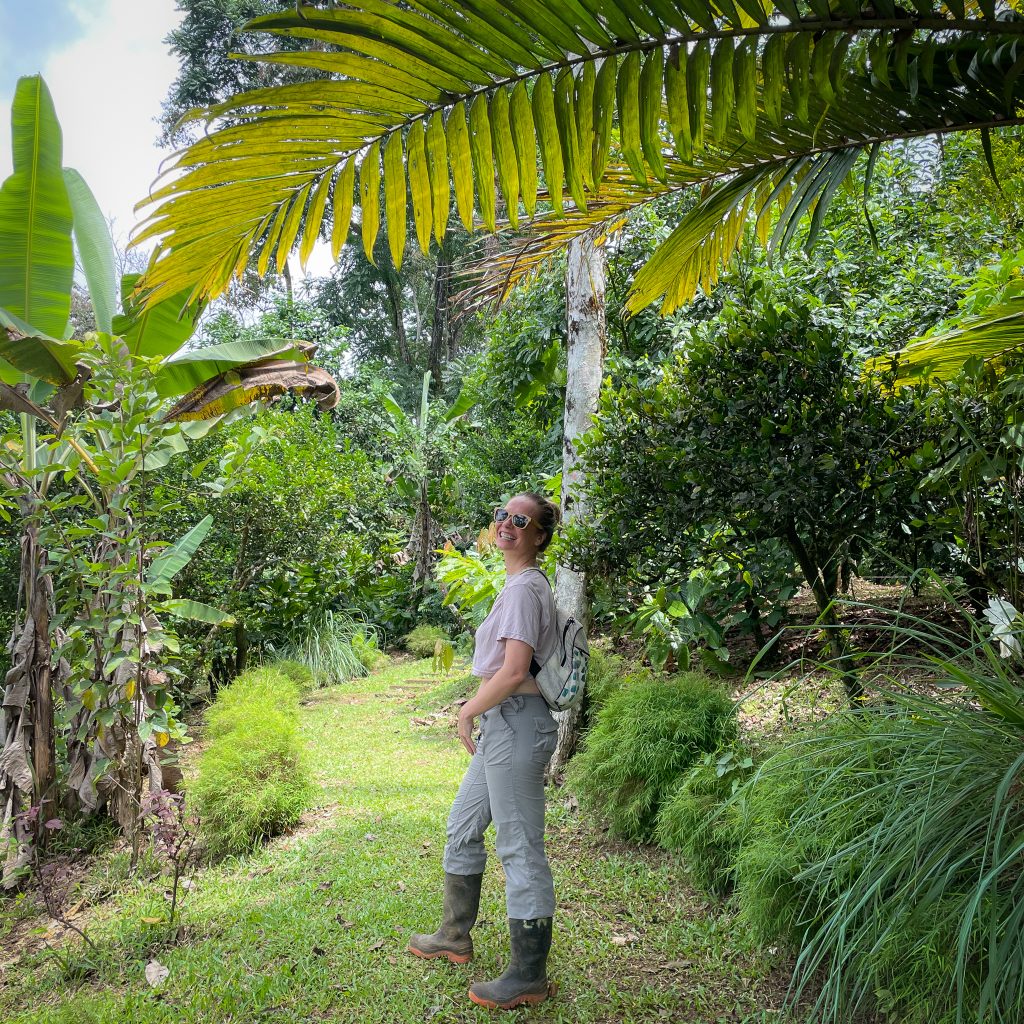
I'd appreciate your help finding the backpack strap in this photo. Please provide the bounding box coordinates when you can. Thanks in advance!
[518,567,551,679]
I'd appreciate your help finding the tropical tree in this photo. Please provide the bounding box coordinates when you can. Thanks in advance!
[0,75,337,886]
[134,1,1024,342]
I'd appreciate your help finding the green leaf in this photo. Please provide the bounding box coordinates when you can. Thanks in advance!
[575,59,596,193]
[0,305,76,385]
[447,102,474,230]
[469,94,496,231]
[383,131,407,268]
[687,39,710,153]
[665,45,691,163]
[426,110,450,242]
[640,48,666,182]
[762,33,786,127]
[163,599,234,626]
[146,515,214,594]
[617,51,646,184]
[153,337,306,400]
[299,169,334,270]
[113,274,201,361]
[63,168,115,334]
[445,384,477,421]
[734,38,757,143]
[788,33,811,124]
[554,69,587,210]
[811,30,839,105]
[330,156,356,262]
[509,81,537,216]
[406,120,432,254]
[490,86,520,228]
[592,56,617,187]
[0,76,74,340]
[710,39,735,145]
[532,72,563,216]
[360,140,381,265]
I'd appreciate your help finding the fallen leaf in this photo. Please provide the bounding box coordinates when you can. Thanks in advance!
[397,881,406,892]
[369,940,385,952]
[318,881,333,891]
[364,833,378,841]
[611,932,640,946]
[141,916,165,925]
[145,959,169,987]
[336,917,355,928]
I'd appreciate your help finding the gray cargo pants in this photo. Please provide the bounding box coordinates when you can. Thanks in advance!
[442,694,558,919]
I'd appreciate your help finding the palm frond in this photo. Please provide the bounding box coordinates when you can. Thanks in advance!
[868,294,1024,386]
[135,2,1024,311]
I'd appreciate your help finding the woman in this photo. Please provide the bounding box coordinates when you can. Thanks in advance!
[409,492,562,1010]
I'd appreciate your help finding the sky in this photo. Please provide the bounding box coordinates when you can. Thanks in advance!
[0,0,184,251]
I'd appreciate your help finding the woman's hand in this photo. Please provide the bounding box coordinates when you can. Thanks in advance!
[457,705,477,756]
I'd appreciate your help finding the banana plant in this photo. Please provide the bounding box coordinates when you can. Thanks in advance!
[135,1,1024,338]
[381,370,474,587]
[0,75,338,885]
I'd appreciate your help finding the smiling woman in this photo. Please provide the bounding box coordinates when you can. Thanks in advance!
[408,492,566,1010]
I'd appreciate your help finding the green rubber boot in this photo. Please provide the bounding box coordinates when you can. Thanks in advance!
[468,917,553,1010]
[408,872,483,965]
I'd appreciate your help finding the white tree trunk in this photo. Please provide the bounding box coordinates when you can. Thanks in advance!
[550,232,606,776]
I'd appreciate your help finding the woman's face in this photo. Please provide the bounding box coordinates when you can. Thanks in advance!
[494,495,544,556]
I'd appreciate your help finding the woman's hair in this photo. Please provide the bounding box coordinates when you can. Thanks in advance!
[520,492,562,552]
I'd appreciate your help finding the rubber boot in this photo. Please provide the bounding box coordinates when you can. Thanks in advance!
[408,872,483,964]
[468,917,553,1009]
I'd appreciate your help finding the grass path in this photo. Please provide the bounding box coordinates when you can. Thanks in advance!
[1,661,791,1023]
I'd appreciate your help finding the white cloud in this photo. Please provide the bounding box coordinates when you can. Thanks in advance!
[0,0,182,250]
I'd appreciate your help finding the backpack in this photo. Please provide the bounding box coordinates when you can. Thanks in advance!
[525,569,590,712]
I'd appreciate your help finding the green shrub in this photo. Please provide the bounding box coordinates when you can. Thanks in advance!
[404,623,450,658]
[206,668,302,739]
[351,626,390,672]
[655,743,755,894]
[567,670,736,842]
[733,644,1024,1024]
[585,648,631,710]
[193,666,311,856]
[268,658,316,694]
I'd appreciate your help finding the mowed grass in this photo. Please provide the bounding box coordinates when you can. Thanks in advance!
[1,660,792,1024]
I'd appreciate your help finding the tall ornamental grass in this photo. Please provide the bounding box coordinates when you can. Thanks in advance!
[193,665,312,857]
[278,610,378,685]
[568,670,736,842]
[736,605,1024,1024]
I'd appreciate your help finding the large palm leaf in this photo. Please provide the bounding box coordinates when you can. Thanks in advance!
[136,1,1024,314]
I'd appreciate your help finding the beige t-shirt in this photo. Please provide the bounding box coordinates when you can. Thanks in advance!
[471,568,557,679]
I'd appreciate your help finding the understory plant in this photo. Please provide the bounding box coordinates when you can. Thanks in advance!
[404,623,451,658]
[276,610,377,686]
[568,671,736,842]
[192,665,311,857]
[734,610,1024,1024]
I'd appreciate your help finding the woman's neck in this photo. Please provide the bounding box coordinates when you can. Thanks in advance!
[504,552,538,577]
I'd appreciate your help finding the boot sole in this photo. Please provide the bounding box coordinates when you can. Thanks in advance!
[467,984,553,1010]
[407,943,472,965]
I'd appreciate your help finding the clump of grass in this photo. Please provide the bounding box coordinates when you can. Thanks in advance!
[655,743,756,894]
[268,658,316,694]
[205,668,302,738]
[403,623,450,658]
[568,670,736,842]
[585,648,632,710]
[278,610,371,686]
[192,666,312,857]
[732,602,1024,1024]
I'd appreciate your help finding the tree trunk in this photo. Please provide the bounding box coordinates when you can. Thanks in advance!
[383,268,411,366]
[1,501,56,888]
[428,240,452,392]
[783,523,863,704]
[549,233,606,776]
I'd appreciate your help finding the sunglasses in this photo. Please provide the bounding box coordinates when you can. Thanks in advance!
[494,507,533,529]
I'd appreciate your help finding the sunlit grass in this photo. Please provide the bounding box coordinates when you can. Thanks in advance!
[1,658,791,1024]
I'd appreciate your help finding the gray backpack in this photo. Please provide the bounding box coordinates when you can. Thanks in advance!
[525,570,590,712]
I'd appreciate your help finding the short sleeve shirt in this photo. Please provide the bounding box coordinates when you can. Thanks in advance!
[471,568,558,679]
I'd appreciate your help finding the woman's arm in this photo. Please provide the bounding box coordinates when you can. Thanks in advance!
[457,639,533,755]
